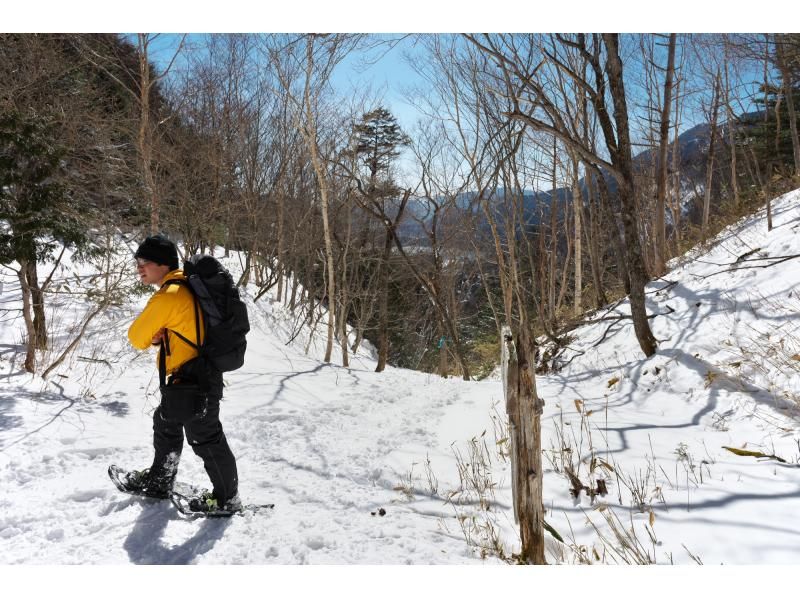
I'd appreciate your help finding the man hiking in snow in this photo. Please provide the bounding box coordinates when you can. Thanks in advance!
[119,234,240,514]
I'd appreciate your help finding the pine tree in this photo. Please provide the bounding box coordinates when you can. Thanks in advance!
[351,106,409,195]
[348,106,410,372]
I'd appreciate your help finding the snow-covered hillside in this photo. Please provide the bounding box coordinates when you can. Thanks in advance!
[1,190,799,573]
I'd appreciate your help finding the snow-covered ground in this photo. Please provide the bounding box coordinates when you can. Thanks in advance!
[1,191,799,579]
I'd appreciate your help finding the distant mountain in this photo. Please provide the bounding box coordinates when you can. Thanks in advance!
[395,118,724,244]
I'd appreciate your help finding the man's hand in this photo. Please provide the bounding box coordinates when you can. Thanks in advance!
[151,328,166,345]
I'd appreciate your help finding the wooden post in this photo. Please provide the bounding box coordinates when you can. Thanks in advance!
[502,325,546,564]
[501,326,519,524]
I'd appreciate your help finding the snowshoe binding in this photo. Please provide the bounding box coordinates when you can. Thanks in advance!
[171,490,274,518]
[108,464,198,499]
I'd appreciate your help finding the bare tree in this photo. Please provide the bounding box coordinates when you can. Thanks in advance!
[268,34,361,364]
[76,33,186,233]
[721,39,741,210]
[393,120,473,380]
[702,70,722,242]
[466,33,658,357]
[654,33,677,275]
[669,63,686,249]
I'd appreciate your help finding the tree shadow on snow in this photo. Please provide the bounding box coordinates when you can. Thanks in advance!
[122,502,231,565]
[274,363,331,403]
[0,385,133,449]
[98,400,129,418]
[0,386,77,450]
[0,397,23,433]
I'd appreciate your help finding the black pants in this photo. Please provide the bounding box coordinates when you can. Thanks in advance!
[150,389,238,503]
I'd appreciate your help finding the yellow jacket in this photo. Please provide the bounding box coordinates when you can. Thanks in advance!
[128,270,204,375]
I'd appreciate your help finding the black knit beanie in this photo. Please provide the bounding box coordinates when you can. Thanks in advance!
[134,234,179,271]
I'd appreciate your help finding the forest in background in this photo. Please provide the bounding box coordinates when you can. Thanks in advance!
[2,33,799,379]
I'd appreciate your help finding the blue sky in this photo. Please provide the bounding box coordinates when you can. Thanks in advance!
[141,33,426,138]
[145,33,765,136]
[329,36,425,131]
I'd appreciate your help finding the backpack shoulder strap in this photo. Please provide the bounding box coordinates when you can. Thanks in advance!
[161,278,187,290]
[159,277,202,352]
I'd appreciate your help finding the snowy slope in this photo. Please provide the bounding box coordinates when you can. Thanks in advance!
[533,189,800,565]
[1,190,799,568]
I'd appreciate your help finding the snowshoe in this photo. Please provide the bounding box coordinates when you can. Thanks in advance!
[108,464,199,499]
[170,489,274,518]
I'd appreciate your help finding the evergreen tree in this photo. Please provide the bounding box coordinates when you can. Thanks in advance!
[348,106,410,372]
[351,106,410,195]
[0,110,92,371]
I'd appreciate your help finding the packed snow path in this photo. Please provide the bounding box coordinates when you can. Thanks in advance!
[0,336,503,564]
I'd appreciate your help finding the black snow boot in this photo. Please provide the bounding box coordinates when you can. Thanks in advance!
[119,468,172,499]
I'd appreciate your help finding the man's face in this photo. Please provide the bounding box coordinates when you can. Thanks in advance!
[136,258,171,285]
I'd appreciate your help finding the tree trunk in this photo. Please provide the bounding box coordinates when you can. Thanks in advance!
[339,296,349,368]
[572,160,582,316]
[339,202,353,368]
[375,190,410,373]
[548,138,558,324]
[351,324,364,354]
[556,202,573,314]
[723,54,740,209]
[438,292,470,381]
[764,34,771,132]
[24,258,47,351]
[137,34,159,235]
[594,167,630,296]
[670,77,683,250]
[703,72,721,242]
[289,275,299,312]
[767,194,773,231]
[654,33,677,276]
[774,92,784,163]
[617,177,658,357]
[603,33,657,357]
[320,196,336,365]
[480,200,514,324]
[375,228,393,373]
[584,173,607,308]
[17,260,37,373]
[303,39,336,364]
[276,192,286,302]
